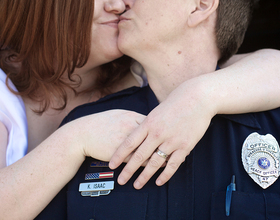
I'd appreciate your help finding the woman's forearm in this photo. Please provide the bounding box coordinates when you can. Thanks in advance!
[194,49,280,115]
[0,110,144,219]
[0,121,85,220]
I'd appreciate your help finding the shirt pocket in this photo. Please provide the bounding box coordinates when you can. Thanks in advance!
[211,191,280,220]
[67,191,148,220]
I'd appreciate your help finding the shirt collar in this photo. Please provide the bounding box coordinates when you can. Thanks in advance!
[219,114,261,129]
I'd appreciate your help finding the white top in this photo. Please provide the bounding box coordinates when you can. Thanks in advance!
[0,69,28,166]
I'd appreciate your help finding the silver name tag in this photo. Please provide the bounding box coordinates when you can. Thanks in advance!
[79,181,114,192]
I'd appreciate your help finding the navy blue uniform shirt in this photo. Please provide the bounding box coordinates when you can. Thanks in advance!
[36,86,280,220]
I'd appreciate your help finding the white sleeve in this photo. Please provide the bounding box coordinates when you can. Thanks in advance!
[0,69,28,166]
[130,61,148,87]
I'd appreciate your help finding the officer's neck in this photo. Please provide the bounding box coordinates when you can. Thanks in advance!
[140,47,219,103]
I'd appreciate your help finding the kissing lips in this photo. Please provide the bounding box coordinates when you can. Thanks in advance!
[101,19,120,28]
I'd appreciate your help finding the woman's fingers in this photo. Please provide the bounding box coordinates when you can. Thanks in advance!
[115,133,162,185]
[109,124,148,169]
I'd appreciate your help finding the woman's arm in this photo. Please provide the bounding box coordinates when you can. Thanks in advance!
[0,110,144,220]
[219,53,250,68]
[109,49,280,189]
[215,49,280,113]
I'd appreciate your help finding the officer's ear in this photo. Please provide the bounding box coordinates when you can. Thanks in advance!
[188,0,219,28]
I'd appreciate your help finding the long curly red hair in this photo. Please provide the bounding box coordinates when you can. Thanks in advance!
[0,0,131,113]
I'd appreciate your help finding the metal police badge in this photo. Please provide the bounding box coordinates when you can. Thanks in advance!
[242,132,280,189]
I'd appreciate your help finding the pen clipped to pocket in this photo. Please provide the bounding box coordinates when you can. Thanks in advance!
[225,175,236,217]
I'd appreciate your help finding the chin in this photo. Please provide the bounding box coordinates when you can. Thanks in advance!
[104,50,123,61]
[117,37,132,56]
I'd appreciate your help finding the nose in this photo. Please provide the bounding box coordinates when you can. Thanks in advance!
[104,0,126,14]
[122,0,135,10]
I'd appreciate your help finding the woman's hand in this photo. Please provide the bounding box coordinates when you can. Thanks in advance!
[109,79,215,189]
[72,109,146,162]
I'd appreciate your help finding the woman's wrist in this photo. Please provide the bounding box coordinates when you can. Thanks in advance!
[178,75,219,119]
[48,120,87,170]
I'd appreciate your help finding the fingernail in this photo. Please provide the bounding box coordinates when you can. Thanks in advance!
[134,180,141,189]
[109,161,115,169]
[118,176,125,185]
[156,179,162,186]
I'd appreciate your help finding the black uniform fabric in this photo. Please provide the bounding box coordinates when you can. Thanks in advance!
[36,85,280,220]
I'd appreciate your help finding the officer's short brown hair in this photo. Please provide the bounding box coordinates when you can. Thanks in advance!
[216,0,259,64]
